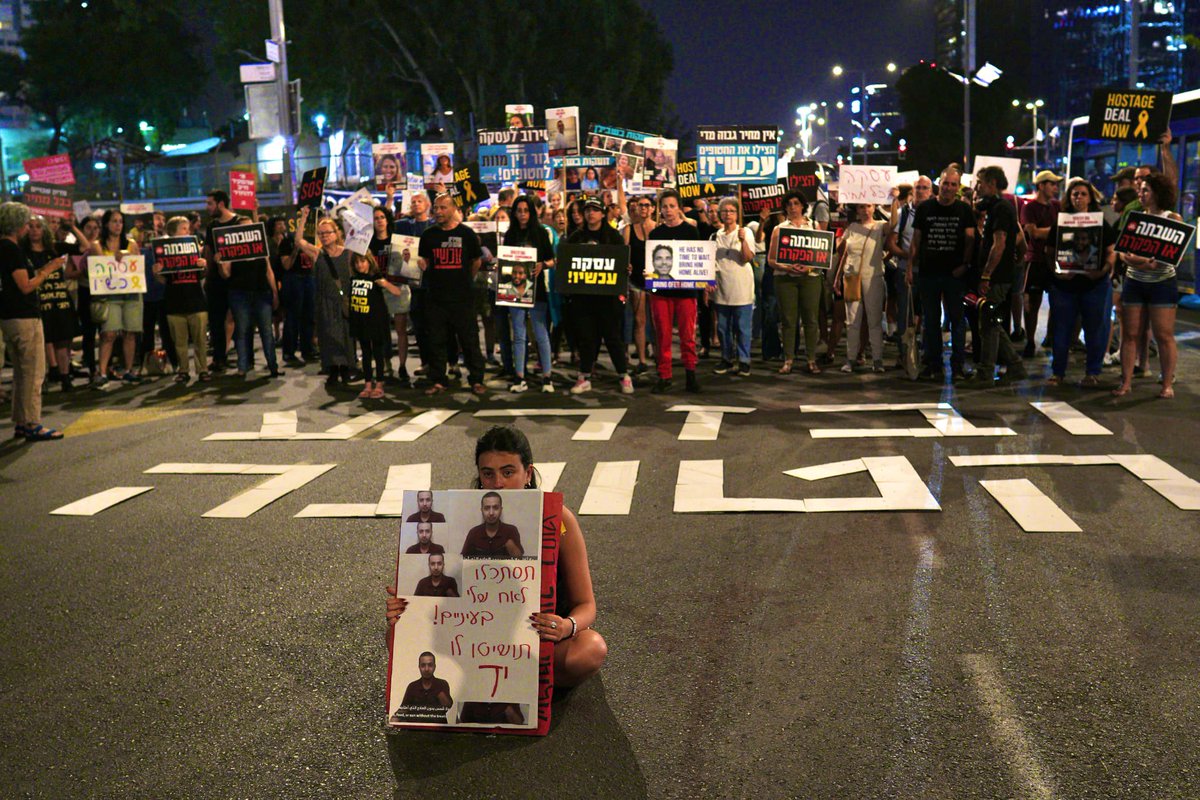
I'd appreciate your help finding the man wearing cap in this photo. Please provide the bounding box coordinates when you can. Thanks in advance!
[1018,169,1061,357]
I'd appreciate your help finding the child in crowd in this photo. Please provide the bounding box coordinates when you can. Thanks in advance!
[348,251,403,399]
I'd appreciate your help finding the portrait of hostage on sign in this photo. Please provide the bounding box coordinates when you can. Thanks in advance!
[649,243,674,279]
[389,651,456,725]
[396,550,462,597]
[401,520,450,555]
[372,144,407,191]
[406,489,446,523]
[459,491,531,559]
[495,259,536,308]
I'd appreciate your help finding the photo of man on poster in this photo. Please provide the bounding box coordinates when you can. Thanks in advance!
[405,521,445,555]
[406,490,447,523]
[461,492,524,558]
[413,554,459,597]
[650,244,674,280]
[392,653,453,724]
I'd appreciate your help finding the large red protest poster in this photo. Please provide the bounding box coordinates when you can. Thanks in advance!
[386,489,560,736]
[23,154,75,185]
[229,171,257,211]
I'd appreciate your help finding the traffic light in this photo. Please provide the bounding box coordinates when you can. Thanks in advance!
[898,137,908,161]
[1006,135,1015,151]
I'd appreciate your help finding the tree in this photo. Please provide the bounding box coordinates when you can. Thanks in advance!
[9,0,208,154]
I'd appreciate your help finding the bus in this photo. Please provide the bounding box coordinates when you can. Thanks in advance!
[1067,87,1200,298]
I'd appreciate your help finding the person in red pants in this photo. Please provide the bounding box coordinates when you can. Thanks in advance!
[646,190,701,393]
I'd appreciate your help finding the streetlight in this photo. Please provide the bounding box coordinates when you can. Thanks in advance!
[886,62,897,73]
[832,65,844,77]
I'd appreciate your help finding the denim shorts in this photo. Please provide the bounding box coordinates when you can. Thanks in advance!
[1121,275,1178,308]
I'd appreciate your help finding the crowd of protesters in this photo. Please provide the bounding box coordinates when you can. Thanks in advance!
[0,132,1189,441]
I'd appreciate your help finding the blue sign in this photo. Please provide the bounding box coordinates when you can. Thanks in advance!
[696,125,779,185]
[477,129,551,184]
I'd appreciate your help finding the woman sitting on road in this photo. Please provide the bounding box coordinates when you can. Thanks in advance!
[387,425,607,688]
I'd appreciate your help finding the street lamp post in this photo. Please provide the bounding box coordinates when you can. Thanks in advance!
[269,0,295,204]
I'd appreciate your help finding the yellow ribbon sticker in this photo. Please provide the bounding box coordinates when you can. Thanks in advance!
[464,182,477,202]
[1133,109,1150,139]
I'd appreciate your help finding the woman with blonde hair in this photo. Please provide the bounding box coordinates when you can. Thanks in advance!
[295,207,354,388]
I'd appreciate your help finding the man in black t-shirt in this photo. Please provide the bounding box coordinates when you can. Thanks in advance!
[418,195,484,394]
[969,166,1026,383]
[910,167,975,379]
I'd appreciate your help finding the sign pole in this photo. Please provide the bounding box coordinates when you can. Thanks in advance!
[269,0,295,204]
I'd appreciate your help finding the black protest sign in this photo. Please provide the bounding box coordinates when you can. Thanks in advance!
[1114,212,1196,269]
[1087,89,1173,142]
[739,180,788,216]
[298,167,327,208]
[150,236,203,273]
[449,164,490,212]
[786,162,821,204]
[558,243,630,296]
[776,228,835,270]
[676,160,721,202]
[213,222,269,262]
[23,182,74,219]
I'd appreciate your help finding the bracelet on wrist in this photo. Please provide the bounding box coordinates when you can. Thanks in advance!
[567,616,578,640]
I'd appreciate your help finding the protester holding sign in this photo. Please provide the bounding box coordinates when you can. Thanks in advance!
[767,191,824,375]
[502,196,556,393]
[87,209,142,387]
[622,196,656,374]
[418,194,486,396]
[710,198,756,376]
[910,166,975,380]
[387,425,607,689]
[0,202,66,440]
[647,190,702,393]
[565,197,634,395]
[154,217,209,383]
[22,215,80,392]
[64,215,101,380]
[1046,180,1114,386]
[1113,173,1185,399]
[348,251,404,400]
[395,192,436,378]
[834,202,893,374]
[295,207,355,388]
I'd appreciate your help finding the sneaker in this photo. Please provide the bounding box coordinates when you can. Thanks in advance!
[633,362,648,376]
[92,375,110,389]
[121,371,141,384]
[713,360,733,375]
[1022,341,1036,359]
[737,362,751,377]
[872,360,885,373]
[541,379,555,394]
[510,380,529,394]
[840,362,854,374]
[685,370,700,393]
[60,376,73,392]
[651,377,673,393]
[269,368,285,378]
[620,375,634,394]
[1009,327,1026,343]
[569,377,592,395]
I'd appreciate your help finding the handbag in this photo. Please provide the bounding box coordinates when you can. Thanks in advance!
[901,289,919,380]
[321,252,350,319]
[89,299,109,325]
[841,227,870,303]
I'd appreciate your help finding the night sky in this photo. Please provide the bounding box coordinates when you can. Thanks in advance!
[642,0,935,145]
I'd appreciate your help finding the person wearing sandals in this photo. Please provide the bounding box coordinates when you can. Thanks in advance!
[1046,180,1114,387]
[87,209,142,387]
[834,202,894,374]
[1112,173,1183,399]
[418,194,486,396]
[154,217,210,384]
[0,202,65,441]
[767,191,823,375]
[348,251,403,400]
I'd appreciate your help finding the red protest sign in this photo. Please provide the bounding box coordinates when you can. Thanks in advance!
[230,171,257,211]
[22,154,75,185]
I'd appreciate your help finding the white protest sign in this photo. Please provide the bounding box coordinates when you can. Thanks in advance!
[341,208,373,256]
[495,245,537,308]
[119,202,154,215]
[893,170,921,186]
[972,155,1022,193]
[645,239,718,291]
[72,200,93,220]
[387,489,551,732]
[87,254,147,295]
[389,234,423,286]
[837,165,897,205]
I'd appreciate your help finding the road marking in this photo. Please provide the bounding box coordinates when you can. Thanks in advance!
[143,463,337,518]
[579,461,639,515]
[63,399,201,438]
[473,408,627,441]
[666,405,755,440]
[51,486,154,516]
[803,402,1016,439]
[375,464,434,516]
[378,410,458,442]
[294,503,379,518]
[801,456,941,512]
[959,653,1058,800]
[979,479,1082,532]
[204,411,402,441]
[784,459,867,481]
[1029,402,1112,436]
[949,454,1115,467]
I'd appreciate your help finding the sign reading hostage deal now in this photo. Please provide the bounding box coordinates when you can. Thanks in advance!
[776,228,836,270]
[558,243,629,296]
[1088,88,1172,142]
[213,222,268,262]
[1114,212,1196,269]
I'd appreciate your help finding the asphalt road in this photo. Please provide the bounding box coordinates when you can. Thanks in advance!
[3,314,1200,800]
